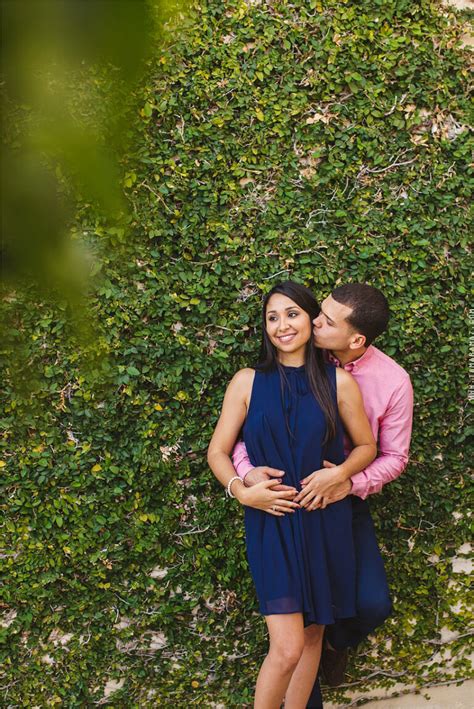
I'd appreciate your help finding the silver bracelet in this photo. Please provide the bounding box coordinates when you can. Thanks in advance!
[226,475,244,499]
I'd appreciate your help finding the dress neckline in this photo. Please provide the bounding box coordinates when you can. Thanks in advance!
[280,363,306,371]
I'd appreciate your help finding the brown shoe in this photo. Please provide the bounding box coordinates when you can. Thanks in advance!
[321,644,348,687]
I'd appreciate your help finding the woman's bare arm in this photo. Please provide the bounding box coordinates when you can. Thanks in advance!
[207,369,300,516]
[333,367,377,478]
[207,368,253,499]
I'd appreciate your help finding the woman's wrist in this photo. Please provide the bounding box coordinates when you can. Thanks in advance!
[232,480,248,504]
[333,463,352,483]
[228,476,247,503]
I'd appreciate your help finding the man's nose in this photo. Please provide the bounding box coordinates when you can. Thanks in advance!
[313,316,322,327]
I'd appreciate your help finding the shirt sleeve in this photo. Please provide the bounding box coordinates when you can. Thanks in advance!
[350,375,414,499]
[231,439,254,480]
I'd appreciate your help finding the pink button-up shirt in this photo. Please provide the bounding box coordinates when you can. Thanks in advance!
[232,345,414,500]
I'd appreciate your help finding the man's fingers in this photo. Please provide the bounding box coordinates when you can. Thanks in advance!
[264,467,285,477]
[264,478,283,488]
[322,459,337,468]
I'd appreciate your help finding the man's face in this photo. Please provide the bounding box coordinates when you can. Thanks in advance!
[313,295,364,352]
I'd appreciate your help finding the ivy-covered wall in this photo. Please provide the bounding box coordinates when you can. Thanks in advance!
[2,0,472,705]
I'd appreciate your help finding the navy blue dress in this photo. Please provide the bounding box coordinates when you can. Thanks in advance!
[242,362,357,627]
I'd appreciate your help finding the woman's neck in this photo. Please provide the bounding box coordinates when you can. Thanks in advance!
[277,354,305,367]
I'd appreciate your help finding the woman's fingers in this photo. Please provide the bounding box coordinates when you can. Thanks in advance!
[278,489,299,498]
[301,493,321,512]
[264,479,296,493]
[276,499,299,510]
[298,489,315,507]
[265,498,300,515]
[306,494,323,511]
[264,480,300,499]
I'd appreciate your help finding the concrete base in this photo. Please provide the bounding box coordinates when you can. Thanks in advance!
[326,679,473,708]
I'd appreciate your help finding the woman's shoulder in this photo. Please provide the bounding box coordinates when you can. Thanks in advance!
[335,366,359,397]
[229,367,256,390]
[228,368,256,408]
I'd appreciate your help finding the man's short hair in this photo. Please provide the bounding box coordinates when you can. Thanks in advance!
[331,283,390,346]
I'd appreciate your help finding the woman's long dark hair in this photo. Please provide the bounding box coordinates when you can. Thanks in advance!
[255,280,337,443]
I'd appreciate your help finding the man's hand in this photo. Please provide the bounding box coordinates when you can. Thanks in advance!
[244,466,298,504]
[244,466,283,487]
[294,460,352,511]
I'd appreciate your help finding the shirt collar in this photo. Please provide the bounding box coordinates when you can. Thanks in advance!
[328,345,375,373]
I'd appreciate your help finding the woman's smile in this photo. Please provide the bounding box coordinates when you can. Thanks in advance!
[277,333,297,343]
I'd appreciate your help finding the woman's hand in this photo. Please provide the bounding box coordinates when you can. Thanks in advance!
[295,460,354,510]
[235,478,301,517]
[294,464,348,511]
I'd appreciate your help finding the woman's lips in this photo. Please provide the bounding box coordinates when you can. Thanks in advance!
[278,333,296,343]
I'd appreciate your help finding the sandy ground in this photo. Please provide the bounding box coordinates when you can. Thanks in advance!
[326,679,473,708]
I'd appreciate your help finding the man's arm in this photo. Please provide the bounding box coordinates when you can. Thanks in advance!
[232,440,254,480]
[231,440,291,491]
[350,375,414,499]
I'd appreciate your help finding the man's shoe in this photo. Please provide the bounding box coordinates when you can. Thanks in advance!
[321,644,348,687]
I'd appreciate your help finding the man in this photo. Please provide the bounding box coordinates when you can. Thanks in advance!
[232,283,414,708]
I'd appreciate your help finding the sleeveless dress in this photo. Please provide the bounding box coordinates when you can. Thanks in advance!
[242,362,357,627]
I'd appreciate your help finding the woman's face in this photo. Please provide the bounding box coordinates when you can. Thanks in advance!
[265,293,312,356]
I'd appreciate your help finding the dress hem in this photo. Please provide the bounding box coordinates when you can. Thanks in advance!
[260,608,357,627]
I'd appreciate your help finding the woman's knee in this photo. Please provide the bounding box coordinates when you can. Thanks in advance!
[265,613,306,672]
[268,638,305,672]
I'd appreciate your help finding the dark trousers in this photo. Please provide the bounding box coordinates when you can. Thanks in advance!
[306,497,392,708]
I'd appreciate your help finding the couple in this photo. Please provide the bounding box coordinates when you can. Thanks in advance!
[207,281,413,708]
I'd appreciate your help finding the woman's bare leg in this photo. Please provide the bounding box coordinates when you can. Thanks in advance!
[254,613,305,709]
[284,623,325,708]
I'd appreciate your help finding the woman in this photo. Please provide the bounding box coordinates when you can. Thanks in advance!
[207,281,376,708]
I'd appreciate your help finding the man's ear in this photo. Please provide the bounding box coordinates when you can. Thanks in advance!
[348,332,366,349]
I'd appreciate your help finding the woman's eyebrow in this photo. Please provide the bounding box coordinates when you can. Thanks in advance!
[267,306,301,314]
